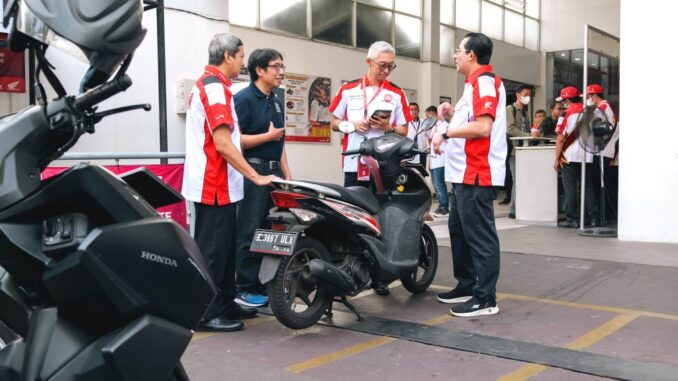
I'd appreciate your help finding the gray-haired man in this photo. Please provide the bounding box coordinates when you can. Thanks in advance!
[182,33,278,332]
[329,41,412,189]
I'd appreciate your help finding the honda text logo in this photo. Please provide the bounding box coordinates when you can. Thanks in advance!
[141,251,178,267]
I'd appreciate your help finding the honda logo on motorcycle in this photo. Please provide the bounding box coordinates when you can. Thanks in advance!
[141,251,178,267]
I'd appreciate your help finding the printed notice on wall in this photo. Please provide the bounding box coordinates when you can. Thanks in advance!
[284,73,332,143]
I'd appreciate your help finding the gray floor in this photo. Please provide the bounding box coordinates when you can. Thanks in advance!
[182,199,678,381]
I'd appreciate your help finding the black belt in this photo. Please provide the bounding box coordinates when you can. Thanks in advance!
[247,157,280,170]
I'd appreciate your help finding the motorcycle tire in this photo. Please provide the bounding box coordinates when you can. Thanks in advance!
[268,237,332,330]
[401,224,438,294]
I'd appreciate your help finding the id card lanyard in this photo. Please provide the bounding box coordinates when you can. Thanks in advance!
[361,76,385,120]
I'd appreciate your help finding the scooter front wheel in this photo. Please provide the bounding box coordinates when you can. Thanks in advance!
[268,237,332,329]
[401,224,438,294]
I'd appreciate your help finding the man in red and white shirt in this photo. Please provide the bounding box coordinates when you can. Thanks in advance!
[431,32,507,318]
[330,41,411,188]
[586,84,617,160]
[553,86,598,228]
[182,33,277,332]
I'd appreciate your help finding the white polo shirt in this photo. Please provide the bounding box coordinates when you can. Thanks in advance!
[330,76,411,172]
[444,65,507,186]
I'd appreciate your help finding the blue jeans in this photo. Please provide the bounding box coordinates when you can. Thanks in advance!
[431,167,448,209]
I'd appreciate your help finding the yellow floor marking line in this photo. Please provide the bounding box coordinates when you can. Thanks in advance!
[191,332,219,341]
[348,281,403,301]
[497,314,638,381]
[286,308,456,374]
[191,316,278,341]
[285,336,396,373]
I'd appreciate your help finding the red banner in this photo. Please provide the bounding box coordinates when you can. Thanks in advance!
[42,164,188,229]
[0,33,26,93]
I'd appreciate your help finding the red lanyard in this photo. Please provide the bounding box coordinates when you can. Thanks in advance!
[361,76,385,119]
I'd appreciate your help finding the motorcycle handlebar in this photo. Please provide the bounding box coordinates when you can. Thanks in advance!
[342,149,361,156]
[74,75,133,111]
[412,148,428,155]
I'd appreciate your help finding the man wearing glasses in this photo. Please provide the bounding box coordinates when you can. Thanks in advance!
[330,41,411,189]
[233,48,291,308]
[539,101,563,138]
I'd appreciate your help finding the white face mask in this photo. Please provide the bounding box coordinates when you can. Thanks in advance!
[586,98,595,106]
[520,95,531,105]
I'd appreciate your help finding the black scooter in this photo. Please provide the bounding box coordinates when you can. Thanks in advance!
[251,124,438,329]
[0,1,214,380]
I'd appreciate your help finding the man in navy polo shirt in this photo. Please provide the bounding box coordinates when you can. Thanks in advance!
[234,48,290,307]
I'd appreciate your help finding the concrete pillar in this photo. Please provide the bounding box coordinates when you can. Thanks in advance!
[420,0,442,108]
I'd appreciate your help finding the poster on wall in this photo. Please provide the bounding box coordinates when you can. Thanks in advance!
[284,73,332,143]
[0,33,26,93]
[439,96,452,104]
[403,88,417,105]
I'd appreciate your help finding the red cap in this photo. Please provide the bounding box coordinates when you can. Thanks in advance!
[587,84,603,94]
[556,86,580,101]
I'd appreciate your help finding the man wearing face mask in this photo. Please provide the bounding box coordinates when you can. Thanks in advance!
[506,84,539,219]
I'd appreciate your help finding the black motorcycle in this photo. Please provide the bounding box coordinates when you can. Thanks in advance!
[251,123,439,329]
[0,1,214,380]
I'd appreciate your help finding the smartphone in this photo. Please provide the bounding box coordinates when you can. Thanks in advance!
[371,109,392,119]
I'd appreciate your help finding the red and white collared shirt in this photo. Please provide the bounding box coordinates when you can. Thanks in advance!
[182,66,243,205]
[598,100,618,159]
[329,76,411,172]
[444,65,507,186]
[556,102,594,164]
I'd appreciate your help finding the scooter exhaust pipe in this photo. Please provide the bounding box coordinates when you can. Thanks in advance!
[303,259,357,294]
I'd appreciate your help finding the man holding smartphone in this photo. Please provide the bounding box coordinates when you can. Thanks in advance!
[330,41,410,188]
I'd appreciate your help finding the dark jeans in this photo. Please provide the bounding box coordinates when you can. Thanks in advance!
[592,156,618,222]
[561,162,598,223]
[448,183,500,302]
[235,162,283,293]
[344,172,371,188]
[194,201,238,321]
[430,167,448,209]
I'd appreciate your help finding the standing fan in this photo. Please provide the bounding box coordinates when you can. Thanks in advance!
[575,105,617,237]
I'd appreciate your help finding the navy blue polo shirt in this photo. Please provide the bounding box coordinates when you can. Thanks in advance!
[234,82,285,161]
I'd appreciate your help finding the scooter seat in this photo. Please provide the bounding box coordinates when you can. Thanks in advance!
[307,182,380,215]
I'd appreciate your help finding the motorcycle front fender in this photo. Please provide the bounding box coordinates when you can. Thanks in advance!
[258,255,282,285]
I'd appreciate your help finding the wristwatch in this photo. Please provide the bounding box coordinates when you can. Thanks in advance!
[387,126,396,134]
[441,131,450,139]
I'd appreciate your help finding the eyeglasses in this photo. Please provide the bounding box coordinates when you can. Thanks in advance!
[371,59,397,72]
[267,64,286,71]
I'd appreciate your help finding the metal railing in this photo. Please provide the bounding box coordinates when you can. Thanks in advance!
[58,152,185,165]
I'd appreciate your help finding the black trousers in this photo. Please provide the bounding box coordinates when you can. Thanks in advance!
[235,162,284,293]
[343,172,371,188]
[448,183,500,302]
[193,201,238,321]
[561,162,598,223]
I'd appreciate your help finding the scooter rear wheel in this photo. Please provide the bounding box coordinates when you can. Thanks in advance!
[268,237,332,329]
[401,224,438,294]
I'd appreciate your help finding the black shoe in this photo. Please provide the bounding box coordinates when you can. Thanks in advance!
[450,297,499,317]
[436,288,472,304]
[373,282,390,296]
[222,303,258,320]
[197,317,244,332]
[558,220,579,228]
[508,213,515,219]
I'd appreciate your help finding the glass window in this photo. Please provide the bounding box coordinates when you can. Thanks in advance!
[229,1,257,27]
[600,56,609,73]
[440,25,455,66]
[587,52,600,69]
[359,0,393,8]
[395,13,421,59]
[456,0,479,32]
[261,0,308,36]
[504,10,523,46]
[440,0,454,25]
[395,0,421,16]
[525,17,539,50]
[312,0,353,46]
[357,4,393,49]
[525,0,539,18]
[481,2,503,40]
[571,49,584,66]
[504,0,525,14]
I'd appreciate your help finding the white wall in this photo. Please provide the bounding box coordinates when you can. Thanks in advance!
[617,0,678,243]
[540,0,620,52]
